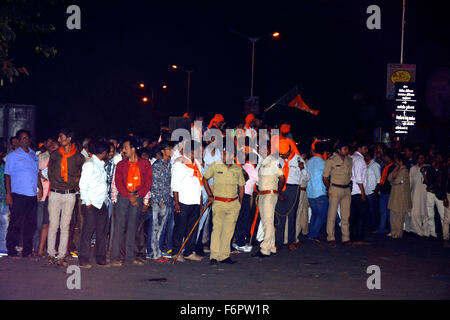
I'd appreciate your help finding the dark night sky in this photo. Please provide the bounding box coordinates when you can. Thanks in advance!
[1,0,449,142]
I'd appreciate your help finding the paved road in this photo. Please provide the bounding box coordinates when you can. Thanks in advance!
[0,232,449,300]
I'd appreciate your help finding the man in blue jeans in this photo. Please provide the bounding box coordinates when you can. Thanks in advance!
[306,142,328,242]
[373,150,395,235]
[147,142,172,261]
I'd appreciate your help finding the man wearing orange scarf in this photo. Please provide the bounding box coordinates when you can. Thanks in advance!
[373,150,395,235]
[270,123,300,156]
[47,129,85,266]
[171,140,204,262]
[274,139,308,251]
[112,136,152,266]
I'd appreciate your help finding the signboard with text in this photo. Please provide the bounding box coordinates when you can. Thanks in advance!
[394,82,416,135]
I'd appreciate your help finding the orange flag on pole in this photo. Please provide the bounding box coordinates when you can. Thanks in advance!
[288,94,320,115]
[264,86,320,115]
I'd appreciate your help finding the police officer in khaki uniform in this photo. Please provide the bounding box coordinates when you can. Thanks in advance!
[203,149,245,265]
[322,141,353,247]
[253,140,287,258]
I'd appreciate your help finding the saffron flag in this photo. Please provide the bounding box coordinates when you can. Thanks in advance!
[267,86,320,115]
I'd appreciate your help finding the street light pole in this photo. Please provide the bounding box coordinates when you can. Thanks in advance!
[400,0,406,64]
[250,38,257,97]
[186,70,192,113]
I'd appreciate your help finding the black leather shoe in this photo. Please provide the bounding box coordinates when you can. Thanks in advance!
[219,257,237,264]
[209,259,218,266]
[256,251,270,258]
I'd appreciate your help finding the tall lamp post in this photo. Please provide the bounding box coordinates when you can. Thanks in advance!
[171,65,193,113]
[231,30,280,97]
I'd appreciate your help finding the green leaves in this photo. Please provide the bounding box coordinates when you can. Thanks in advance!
[0,0,61,85]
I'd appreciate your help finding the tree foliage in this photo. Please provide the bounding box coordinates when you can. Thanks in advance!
[0,0,65,86]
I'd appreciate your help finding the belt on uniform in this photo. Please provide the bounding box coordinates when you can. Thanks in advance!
[331,183,351,189]
[214,196,238,202]
[259,190,278,195]
[300,187,307,191]
[51,189,76,194]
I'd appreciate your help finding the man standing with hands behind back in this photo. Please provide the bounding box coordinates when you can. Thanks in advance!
[322,141,353,247]
[203,148,246,266]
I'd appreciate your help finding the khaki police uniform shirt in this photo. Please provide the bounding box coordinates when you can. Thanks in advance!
[322,153,353,185]
[258,155,284,191]
[203,161,246,198]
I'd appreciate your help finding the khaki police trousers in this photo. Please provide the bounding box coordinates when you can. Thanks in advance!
[259,194,278,255]
[326,186,351,242]
[210,200,241,261]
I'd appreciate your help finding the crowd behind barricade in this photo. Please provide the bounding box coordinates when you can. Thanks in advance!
[0,113,448,269]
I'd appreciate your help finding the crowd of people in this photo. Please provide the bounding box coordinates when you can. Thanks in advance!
[0,112,448,269]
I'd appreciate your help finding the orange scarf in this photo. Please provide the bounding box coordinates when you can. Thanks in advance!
[127,161,141,192]
[313,152,327,160]
[59,144,77,182]
[184,157,203,186]
[281,152,296,191]
[380,162,394,185]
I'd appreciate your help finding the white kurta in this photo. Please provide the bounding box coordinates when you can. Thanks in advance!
[404,165,428,236]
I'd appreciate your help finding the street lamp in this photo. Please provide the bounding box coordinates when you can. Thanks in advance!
[231,30,280,97]
[171,64,193,113]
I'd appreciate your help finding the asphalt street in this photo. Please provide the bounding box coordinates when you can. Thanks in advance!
[0,232,449,300]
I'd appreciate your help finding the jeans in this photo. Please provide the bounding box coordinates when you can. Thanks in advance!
[367,193,379,232]
[377,193,391,233]
[0,204,9,252]
[172,203,200,257]
[79,204,108,265]
[350,194,368,242]
[233,194,252,246]
[275,185,299,246]
[145,206,153,255]
[160,197,174,252]
[6,193,37,257]
[307,195,329,239]
[111,194,142,262]
[149,203,169,259]
[33,199,49,253]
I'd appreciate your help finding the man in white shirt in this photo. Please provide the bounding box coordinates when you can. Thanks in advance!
[350,142,369,245]
[171,141,204,262]
[365,149,381,232]
[78,141,109,268]
[275,143,309,250]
